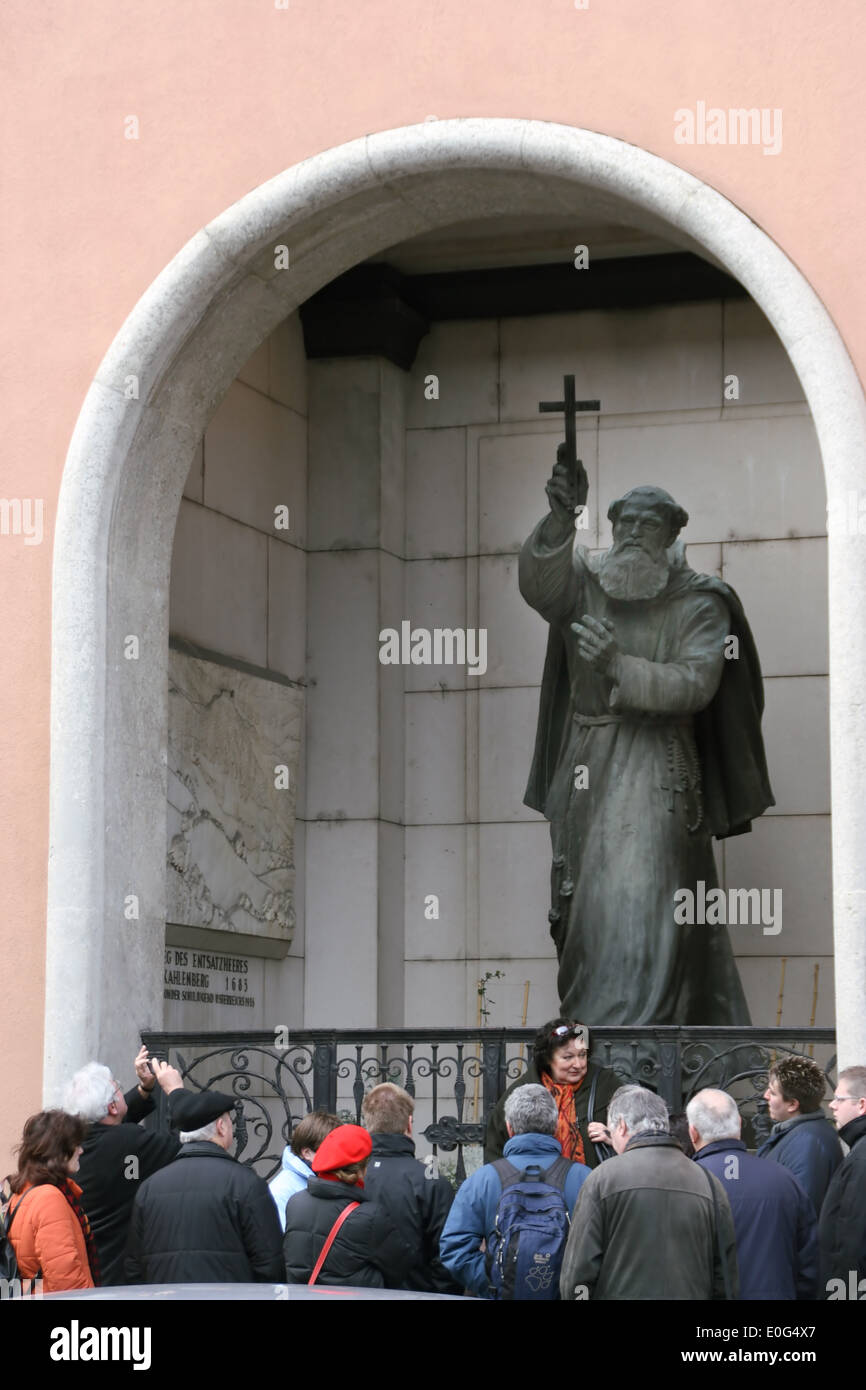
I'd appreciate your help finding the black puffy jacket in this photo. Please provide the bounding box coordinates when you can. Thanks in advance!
[364,1133,461,1293]
[125,1142,283,1284]
[283,1177,415,1288]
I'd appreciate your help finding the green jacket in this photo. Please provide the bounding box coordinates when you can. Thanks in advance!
[559,1132,738,1301]
[484,1060,621,1168]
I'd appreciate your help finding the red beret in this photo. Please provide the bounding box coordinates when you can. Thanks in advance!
[311,1124,372,1173]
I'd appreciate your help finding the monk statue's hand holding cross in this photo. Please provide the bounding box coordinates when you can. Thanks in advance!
[543,446,589,543]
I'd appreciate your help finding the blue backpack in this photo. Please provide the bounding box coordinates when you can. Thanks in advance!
[486,1156,572,1300]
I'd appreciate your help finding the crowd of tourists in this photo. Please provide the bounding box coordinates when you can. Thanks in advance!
[2,1020,864,1300]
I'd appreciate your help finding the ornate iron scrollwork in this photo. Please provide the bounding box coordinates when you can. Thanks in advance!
[142,1026,835,1187]
[423,1116,486,1151]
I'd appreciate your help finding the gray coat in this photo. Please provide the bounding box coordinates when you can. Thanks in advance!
[560,1132,738,1301]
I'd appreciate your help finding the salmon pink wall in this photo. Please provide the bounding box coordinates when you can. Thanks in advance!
[1,0,862,1166]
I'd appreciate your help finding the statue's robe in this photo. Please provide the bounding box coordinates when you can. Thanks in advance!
[519,520,774,1026]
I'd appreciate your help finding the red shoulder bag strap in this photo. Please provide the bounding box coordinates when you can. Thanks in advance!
[307,1201,360,1286]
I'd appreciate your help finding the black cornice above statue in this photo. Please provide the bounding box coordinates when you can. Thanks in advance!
[300,252,747,370]
[299,263,430,371]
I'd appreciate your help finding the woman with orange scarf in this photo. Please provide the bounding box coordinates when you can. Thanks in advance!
[485,1018,620,1166]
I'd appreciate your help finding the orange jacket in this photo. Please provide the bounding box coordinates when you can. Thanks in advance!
[8,1181,94,1292]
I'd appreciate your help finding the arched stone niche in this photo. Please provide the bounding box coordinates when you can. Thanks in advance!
[46,120,866,1098]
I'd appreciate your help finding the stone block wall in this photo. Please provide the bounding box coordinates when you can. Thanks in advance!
[169,296,831,1035]
[168,315,308,1032]
[403,299,829,1030]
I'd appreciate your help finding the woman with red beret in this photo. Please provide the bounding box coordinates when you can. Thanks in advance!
[282,1123,416,1288]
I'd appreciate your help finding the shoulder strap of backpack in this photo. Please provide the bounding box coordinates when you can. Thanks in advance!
[699,1163,732,1301]
[1,1187,42,1293]
[2,1185,37,1237]
[307,1201,360,1286]
[540,1156,573,1193]
[492,1158,524,1191]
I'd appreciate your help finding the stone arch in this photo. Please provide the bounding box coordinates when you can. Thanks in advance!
[46,119,866,1098]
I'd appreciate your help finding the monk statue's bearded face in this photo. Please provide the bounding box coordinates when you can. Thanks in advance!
[599,503,675,601]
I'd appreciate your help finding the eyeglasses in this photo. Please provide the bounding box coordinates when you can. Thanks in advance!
[832,1094,858,1103]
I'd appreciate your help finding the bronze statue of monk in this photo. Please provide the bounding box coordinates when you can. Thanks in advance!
[520,445,774,1025]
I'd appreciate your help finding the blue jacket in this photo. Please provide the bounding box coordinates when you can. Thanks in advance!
[756,1110,842,1217]
[694,1139,818,1299]
[439,1133,590,1298]
[268,1147,312,1232]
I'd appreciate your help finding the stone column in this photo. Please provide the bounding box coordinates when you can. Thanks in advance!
[303,355,409,1027]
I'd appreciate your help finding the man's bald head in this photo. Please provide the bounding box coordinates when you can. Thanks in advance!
[686,1089,741,1151]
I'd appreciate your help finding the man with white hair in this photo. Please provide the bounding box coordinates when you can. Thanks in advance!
[560,1084,738,1300]
[688,1087,817,1300]
[63,1046,185,1284]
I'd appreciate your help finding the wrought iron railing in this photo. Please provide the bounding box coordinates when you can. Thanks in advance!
[141,1026,836,1186]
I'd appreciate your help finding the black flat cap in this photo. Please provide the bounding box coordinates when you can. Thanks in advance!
[169,1088,237,1129]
